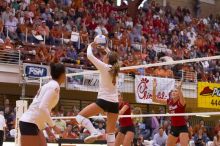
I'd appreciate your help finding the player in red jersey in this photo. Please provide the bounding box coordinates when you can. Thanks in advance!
[152,79,189,146]
[115,93,135,146]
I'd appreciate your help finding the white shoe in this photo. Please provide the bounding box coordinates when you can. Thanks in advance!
[84,132,102,144]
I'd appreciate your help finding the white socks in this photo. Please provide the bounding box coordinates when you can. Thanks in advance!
[76,115,96,134]
[76,115,116,146]
[106,133,115,146]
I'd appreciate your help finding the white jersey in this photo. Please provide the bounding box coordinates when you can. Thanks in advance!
[20,80,60,130]
[87,44,118,103]
[0,114,6,131]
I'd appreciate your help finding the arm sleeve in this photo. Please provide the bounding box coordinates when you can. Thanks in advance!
[87,44,108,71]
[39,87,59,127]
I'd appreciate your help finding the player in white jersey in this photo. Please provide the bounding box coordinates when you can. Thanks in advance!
[19,63,66,146]
[76,35,120,145]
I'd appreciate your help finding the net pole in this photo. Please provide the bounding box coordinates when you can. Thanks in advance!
[15,100,28,146]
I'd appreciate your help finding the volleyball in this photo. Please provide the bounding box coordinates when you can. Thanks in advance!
[94,35,107,46]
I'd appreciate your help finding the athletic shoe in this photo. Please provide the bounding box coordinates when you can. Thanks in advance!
[84,132,102,144]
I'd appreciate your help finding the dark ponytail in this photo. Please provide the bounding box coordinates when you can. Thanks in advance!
[108,51,120,85]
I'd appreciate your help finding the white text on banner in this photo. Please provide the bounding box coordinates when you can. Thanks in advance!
[23,63,50,83]
[198,82,220,109]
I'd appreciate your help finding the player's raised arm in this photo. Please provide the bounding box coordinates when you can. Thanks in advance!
[177,80,185,106]
[152,79,167,105]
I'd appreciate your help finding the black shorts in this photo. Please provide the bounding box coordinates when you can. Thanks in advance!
[96,99,119,114]
[170,125,188,137]
[120,125,135,135]
[19,121,40,136]
[0,130,4,146]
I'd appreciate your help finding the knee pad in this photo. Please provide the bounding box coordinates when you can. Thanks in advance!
[106,133,115,143]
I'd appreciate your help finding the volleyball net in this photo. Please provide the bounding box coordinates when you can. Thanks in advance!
[39,55,220,114]
[15,55,220,146]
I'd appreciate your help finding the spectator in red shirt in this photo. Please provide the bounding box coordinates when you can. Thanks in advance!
[87,18,97,31]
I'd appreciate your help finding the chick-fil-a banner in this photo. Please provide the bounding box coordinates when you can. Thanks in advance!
[135,75,175,104]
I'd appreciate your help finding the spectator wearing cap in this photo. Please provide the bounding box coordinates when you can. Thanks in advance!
[96,121,105,135]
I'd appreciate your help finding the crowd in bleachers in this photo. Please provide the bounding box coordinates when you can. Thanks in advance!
[1,98,220,146]
[0,0,220,82]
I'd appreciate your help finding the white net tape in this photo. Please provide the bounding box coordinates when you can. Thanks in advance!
[40,55,220,79]
[37,55,220,121]
[51,112,220,120]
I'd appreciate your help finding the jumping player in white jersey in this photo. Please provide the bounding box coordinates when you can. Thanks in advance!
[76,35,120,145]
[19,63,66,146]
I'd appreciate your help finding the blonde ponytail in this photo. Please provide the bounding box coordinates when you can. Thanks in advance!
[109,62,120,85]
[107,51,120,85]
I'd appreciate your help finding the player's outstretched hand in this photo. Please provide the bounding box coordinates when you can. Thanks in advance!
[177,79,183,89]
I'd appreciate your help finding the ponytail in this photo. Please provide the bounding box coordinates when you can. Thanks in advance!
[107,51,120,85]
[109,62,120,85]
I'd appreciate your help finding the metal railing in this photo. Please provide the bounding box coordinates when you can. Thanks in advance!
[0,50,21,65]
[181,70,198,82]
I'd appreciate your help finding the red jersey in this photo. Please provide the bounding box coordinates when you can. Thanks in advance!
[119,102,133,127]
[167,98,186,127]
